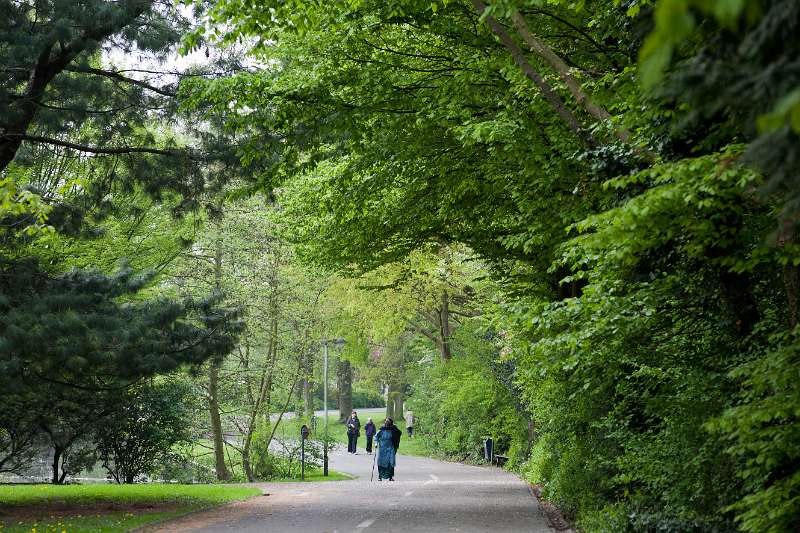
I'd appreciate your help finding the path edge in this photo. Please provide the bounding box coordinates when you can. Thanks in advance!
[528,482,576,533]
[129,490,266,533]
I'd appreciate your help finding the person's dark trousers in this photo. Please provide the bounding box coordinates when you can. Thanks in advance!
[347,433,358,453]
[406,426,413,438]
[366,437,373,453]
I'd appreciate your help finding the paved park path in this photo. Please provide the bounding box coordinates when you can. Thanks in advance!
[146,445,558,532]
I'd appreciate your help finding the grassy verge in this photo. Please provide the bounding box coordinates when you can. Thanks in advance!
[395,435,432,457]
[271,469,354,482]
[0,484,260,533]
[279,414,435,458]
[276,414,348,446]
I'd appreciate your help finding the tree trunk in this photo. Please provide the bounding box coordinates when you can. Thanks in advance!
[386,382,404,421]
[302,350,315,417]
[337,359,352,422]
[509,10,629,141]
[51,447,62,485]
[241,423,254,482]
[393,392,404,423]
[526,418,536,457]
[439,290,452,361]
[303,378,313,417]
[208,239,230,481]
[242,301,280,482]
[208,360,230,481]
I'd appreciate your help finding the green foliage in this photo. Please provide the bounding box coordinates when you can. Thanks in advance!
[182,0,603,278]
[187,1,800,530]
[0,260,242,393]
[4,0,800,530]
[708,330,800,533]
[0,172,52,239]
[248,419,326,480]
[249,420,277,480]
[96,378,196,484]
[407,328,527,462]
[351,387,386,408]
[0,258,241,483]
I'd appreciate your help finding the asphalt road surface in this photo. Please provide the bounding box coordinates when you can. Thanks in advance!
[147,445,557,533]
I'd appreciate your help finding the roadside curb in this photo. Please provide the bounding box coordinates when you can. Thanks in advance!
[528,483,575,532]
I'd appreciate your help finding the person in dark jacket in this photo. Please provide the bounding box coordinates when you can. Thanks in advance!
[374,417,402,481]
[364,417,377,454]
[346,411,361,454]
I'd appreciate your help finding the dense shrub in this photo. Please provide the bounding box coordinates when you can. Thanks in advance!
[96,379,194,484]
[351,388,385,409]
[249,420,324,480]
[407,329,528,462]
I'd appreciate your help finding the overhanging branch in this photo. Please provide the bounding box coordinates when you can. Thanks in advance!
[65,66,178,97]
[4,133,191,158]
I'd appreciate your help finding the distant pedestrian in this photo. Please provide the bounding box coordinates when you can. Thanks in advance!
[405,410,415,438]
[375,417,402,481]
[346,410,361,454]
[364,417,376,454]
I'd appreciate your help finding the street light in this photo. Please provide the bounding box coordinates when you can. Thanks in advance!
[322,337,345,476]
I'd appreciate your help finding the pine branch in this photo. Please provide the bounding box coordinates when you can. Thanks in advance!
[64,66,178,97]
[3,133,191,157]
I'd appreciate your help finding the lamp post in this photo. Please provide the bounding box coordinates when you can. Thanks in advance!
[322,338,345,476]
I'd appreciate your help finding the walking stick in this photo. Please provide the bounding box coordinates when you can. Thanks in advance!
[371,442,377,482]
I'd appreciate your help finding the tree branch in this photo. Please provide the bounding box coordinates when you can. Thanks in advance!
[508,10,628,141]
[64,66,177,97]
[471,0,592,145]
[3,134,189,157]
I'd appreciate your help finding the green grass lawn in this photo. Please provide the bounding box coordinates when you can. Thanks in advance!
[275,414,349,445]
[279,414,434,458]
[0,484,261,533]
[395,435,432,457]
[271,469,353,482]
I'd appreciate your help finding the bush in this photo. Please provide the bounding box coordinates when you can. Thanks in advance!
[151,449,216,484]
[406,331,528,463]
[249,420,324,480]
[351,388,385,408]
[96,379,193,484]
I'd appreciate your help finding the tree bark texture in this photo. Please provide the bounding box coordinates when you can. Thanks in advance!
[208,360,230,481]
[208,238,230,481]
[303,377,314,417]
[51,447,62,485]
[392,391,404,423]
[241,314,278,482]
[337,359,353,422]
[439,290,453,361]
[386,382,404,422]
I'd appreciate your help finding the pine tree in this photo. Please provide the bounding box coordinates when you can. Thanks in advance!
[0,257,242,481]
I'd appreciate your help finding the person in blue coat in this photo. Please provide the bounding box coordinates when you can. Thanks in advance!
[374,417,402,481]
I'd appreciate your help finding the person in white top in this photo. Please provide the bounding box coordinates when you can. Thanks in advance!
[404,410,415,438]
